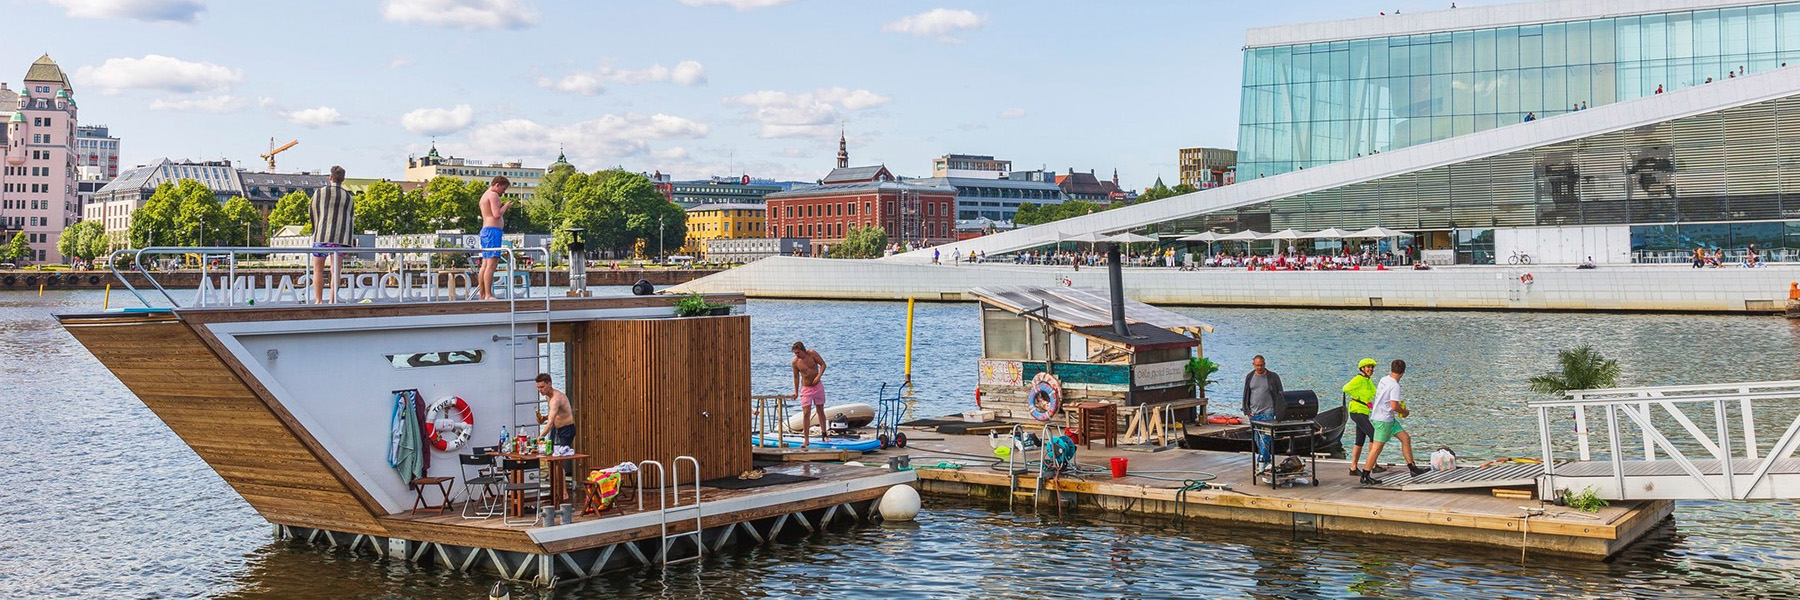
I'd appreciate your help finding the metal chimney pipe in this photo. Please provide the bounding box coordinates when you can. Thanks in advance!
[1107,242,1129,338]
[565,227,589,297]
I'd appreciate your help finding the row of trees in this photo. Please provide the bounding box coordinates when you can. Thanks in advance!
[1012,181,1199,226]
[78,164,690,261]
[829,225,889,258]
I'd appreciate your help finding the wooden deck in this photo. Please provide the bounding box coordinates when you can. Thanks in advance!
[378,462,909,554]
[900,431,1673,558]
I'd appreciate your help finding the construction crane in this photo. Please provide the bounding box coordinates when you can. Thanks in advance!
[260,138,298,172]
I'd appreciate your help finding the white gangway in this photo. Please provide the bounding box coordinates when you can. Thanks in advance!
[1532,380,1800,501]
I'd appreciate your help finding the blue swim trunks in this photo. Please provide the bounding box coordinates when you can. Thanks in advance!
[479,227,503,259]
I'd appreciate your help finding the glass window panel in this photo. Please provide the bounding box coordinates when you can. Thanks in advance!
[1433,38,1453,74]
[1592,64,1617,105]
[1350,40,1371,80]
[1312,48,1331,81]
[1672,12,1698,60]
[1545,66,1568,112]
[1497,68,1519,113]
[1412,39,1433,75]
[1497,27,1520,69]
[1454,31,1475,73]
[1474,70,1498,114]
[1750,5,1778,56]
[1724,7,1751,60]
[1432,73,1452,117]
[1389,38,1410,76]
[1520,68,1543,113]
[1474,29,1496,71]
[1544,23,1567,66]
[1453,73,1474,114]
[1520,29,1543,69]
[1780,5,1800,56]
[1568,63,1591,108]
[1643,14,1668,62]
[1617,16,1641,62]
[1568,20,1590,65]
[1366,39,1388,78]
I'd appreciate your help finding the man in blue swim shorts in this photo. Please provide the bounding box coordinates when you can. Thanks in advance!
[477,176,513,300]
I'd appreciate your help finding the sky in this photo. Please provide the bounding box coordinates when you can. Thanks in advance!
[9,0,1498,188]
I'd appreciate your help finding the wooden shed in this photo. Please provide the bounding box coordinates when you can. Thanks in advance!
[970,286,1212,425]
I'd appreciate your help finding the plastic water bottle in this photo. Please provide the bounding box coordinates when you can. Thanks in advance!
[498,425,509,453]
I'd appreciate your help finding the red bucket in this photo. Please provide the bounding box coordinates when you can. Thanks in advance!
[1110,457,1128,478]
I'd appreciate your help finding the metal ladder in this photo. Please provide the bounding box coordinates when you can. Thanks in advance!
[635,458,704,565]
[500,249,555,447]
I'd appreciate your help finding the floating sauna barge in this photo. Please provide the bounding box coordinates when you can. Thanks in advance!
[58,250,914,586]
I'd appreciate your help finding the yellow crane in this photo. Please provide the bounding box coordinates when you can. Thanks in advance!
[260,138,298,171]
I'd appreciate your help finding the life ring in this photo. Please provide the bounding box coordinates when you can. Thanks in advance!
[424,396,475,452]
[2,276,13,286]
[1206,415,1244,425]
[1027,373,1063,422]
[88,275,100,285]
[1520,273,1534,285]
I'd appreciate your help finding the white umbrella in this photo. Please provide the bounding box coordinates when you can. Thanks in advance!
[1348,226,1413,239]
[1106,232,1158,243]
[1301,228,1354,239]
[1258,229,1305,241]
[1065,232,1109,244]
[1217,230,1264,241]
[1177,231,1224,242]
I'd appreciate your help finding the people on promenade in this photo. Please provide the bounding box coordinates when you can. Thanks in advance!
[1343,358,1380,477]
[476,176,513,300]
[791,341,829,448]
[308,166,354,304]
[1243,355,1285,469]
[1360,359,1429,485]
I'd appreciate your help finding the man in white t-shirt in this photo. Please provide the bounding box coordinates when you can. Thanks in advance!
[1360,359,1429,485]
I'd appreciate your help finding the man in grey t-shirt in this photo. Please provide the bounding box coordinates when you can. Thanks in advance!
[1242,355,1284,466]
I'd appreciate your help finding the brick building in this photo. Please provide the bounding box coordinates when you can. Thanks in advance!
[765,134,958,250]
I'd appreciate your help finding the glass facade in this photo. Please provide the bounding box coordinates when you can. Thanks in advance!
[1238,2,1800,179]
[1201,94,1800,261]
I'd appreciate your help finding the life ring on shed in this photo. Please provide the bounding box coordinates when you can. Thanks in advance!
[424,396,475,452]
[1519,273,1534,285]
[46,275,60,286]
[1027,373,1063,422]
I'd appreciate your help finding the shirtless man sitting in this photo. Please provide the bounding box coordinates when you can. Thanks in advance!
[791,341,828,448]
[535,373,574,449]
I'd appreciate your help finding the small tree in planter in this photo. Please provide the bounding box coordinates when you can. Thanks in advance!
[1186,356,1221,399]
[674,293,729,317]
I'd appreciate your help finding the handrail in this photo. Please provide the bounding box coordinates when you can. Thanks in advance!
[1564,380,1800,399]
[1528,389,1800,408]
[104,245,553,309]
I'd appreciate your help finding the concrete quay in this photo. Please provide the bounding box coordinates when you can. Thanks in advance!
[671,256,1800,313]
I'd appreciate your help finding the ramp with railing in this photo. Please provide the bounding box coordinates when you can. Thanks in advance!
[1533,381,1800,501]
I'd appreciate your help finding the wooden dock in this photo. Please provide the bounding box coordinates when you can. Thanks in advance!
[900,432,1672,558]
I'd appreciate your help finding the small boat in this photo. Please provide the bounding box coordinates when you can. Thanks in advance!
[1182,391,1347,455]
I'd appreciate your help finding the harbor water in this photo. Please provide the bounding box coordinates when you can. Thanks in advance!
[5,289,1800,598]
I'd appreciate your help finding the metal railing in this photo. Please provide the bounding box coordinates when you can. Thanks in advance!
[1530,380,1800,501]
[105,245,552,309]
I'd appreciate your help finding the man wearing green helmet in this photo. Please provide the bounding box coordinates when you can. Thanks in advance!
[1342,358,1380,477]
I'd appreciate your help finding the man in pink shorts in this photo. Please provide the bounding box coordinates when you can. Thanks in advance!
[791,341,828,448]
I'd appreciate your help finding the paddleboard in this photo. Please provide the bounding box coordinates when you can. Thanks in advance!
[751,434,882,452]
[784,403,876,432]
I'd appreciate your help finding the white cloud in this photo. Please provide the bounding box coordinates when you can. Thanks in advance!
[778,147,808,158]
[997,108,1026,119]
[389,55,415,68]
[882,8,986,43]
[382,0,537,30]
[537,60,706,95]
[401,104,475,136]
[285,106,348,128]
[149,94,251,113]
[50,0,204,23]
[724,87,891,139]
[74,55,241,95]
[676,0,797,10]
[452,113,709,166]
[652,147,690,161]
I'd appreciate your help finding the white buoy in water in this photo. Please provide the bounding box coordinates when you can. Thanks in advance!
[878,485,921,521]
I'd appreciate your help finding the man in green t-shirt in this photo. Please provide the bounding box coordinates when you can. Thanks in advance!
[1342,358,1379,477]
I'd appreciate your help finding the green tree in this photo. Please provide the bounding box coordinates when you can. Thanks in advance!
[355,180,428,235]
[1,231,31,263]
[57,221,108,263]
[1013,200,1108,225]
[1528,346,1622,395]
[1171,183,1198,195]
[420,177,483,233]
[128,181,185,247]
[266,191,311,234]
[173,181,227,246]
[559,169,679,257]
[219,196,263,246]
[829,225,889,258]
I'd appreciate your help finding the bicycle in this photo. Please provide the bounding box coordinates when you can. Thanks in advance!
[1508,250,1533,265]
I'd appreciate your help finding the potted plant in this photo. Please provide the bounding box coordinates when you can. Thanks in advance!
[674,293,730,317]
[1186,356,1220,399]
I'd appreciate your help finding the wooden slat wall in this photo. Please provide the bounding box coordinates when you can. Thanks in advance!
[573,316,752,486]
[64,317,389,536]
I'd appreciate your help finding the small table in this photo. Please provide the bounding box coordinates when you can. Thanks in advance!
[489,451,589,510]
[1071,402,1117,449]
[408,476,455,514]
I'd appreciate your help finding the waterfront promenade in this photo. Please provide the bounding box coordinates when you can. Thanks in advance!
[673,256,1800,312]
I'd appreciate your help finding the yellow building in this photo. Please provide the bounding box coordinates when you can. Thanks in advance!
[403,144,543,200]
[682,203,766,257]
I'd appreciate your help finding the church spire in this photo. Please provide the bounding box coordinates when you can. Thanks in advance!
[836,128,848,169]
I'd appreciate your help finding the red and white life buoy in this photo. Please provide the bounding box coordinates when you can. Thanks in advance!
[1027,373,1064,422]
[1520,273,1535,285]
[424,396,474,452]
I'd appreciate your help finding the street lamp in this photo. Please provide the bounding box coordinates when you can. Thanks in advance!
[658,214,665,263]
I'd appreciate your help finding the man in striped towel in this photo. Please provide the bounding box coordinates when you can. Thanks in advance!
[310,166,355,304]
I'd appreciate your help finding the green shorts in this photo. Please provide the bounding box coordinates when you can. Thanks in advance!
[1373,419,1405,443]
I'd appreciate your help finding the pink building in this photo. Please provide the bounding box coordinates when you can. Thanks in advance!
[2,55,79,264]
